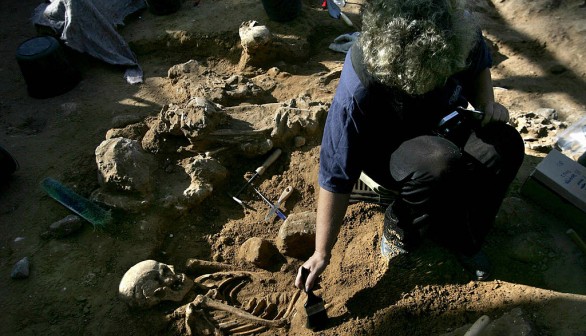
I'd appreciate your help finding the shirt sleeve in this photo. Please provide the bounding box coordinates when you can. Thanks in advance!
[465,32,493,78]
[318,52,364,194]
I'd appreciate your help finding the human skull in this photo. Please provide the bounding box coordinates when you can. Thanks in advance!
[119,260,194,309]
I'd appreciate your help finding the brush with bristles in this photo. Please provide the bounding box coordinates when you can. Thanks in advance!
[300,267,329,331]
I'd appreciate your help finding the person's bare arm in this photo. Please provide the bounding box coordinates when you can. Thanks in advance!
[295,187,350,291]
[468,67,509,126]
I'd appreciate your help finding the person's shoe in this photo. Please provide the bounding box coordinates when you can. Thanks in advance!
[380,205,414,260]
[457,250,492,281]
[380,234,408,260]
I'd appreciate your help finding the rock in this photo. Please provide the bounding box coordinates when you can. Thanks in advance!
[95,137,156,195]
[237,237,281,269]
[293,136,306,147]
[168,59,200,79]
[111,114,144,129]
[239,21,272,51]
[276,211,317,259]
[534,108,557,120]
[509,233,543,263]
[89,189,149,212]
[106,122,149,141]
[11,257,30,279]
[145,98,226,146]
[238,21,273,69]
[239,139,274,157]
[271,107,326,145]
[47,215,83,238]
[548,64,566,75]
[181,155,229,205]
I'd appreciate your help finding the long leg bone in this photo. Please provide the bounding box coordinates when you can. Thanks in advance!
[192,295,289,328]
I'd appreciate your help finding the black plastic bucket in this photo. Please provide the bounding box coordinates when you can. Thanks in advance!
[145,0,181,15]
[16,36,81,99]
[0,145,19,180]
[261,0,302,22]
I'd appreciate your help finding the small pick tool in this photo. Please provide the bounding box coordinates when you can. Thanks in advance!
[230,149,282,209]
[300,267,328,331]
[264,185,293,222]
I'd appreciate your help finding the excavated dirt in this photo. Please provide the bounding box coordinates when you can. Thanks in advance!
[1,0,586,335]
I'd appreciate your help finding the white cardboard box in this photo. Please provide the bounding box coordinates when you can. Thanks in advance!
[521,150,586,232]
[529,149,586,212]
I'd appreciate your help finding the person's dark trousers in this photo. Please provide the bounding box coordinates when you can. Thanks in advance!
[388,122,525,255]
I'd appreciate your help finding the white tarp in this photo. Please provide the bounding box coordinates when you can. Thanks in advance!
[32,0,146,84]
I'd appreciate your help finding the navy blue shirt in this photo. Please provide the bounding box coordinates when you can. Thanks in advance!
[318,37,493,193]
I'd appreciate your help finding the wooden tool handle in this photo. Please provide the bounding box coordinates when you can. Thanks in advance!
[340,12,353,27]
[277,185,294,204]
[255,149,282,176]
[567,229,586,254]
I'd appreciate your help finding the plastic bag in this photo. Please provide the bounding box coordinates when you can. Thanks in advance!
[555,115,586,165]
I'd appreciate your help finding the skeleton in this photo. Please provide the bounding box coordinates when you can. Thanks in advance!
[119,260,194,309]
[176,260,302,336]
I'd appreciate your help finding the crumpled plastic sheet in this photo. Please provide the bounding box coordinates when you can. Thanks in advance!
[32,0,146,84]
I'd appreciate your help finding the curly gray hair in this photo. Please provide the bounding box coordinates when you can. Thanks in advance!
[358,0,478,95]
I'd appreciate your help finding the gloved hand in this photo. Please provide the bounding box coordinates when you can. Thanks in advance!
[328,32,360,54]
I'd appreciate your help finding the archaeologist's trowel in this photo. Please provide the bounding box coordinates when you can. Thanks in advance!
[265,185,293,222]
[252,185,287,220]
[41,177,112,228]
[325,0,353,26]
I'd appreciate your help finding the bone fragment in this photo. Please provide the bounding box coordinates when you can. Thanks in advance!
[229,280,247,304]
[229,323,267,335]
[244,297,256,313]
[260,302,278,320]
[185,303,224,336]
[186,259,236,275]
[251,298,267,316]
[192,295,288,328]
[218,320,241,329]
[282,289,302,319]
[195,272,254,290]
[218,275,249,302]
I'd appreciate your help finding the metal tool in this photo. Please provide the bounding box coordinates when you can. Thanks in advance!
[265,185,293,222]
[252,185,287,220]
[230,149,282,207]
[326,0,353,26]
